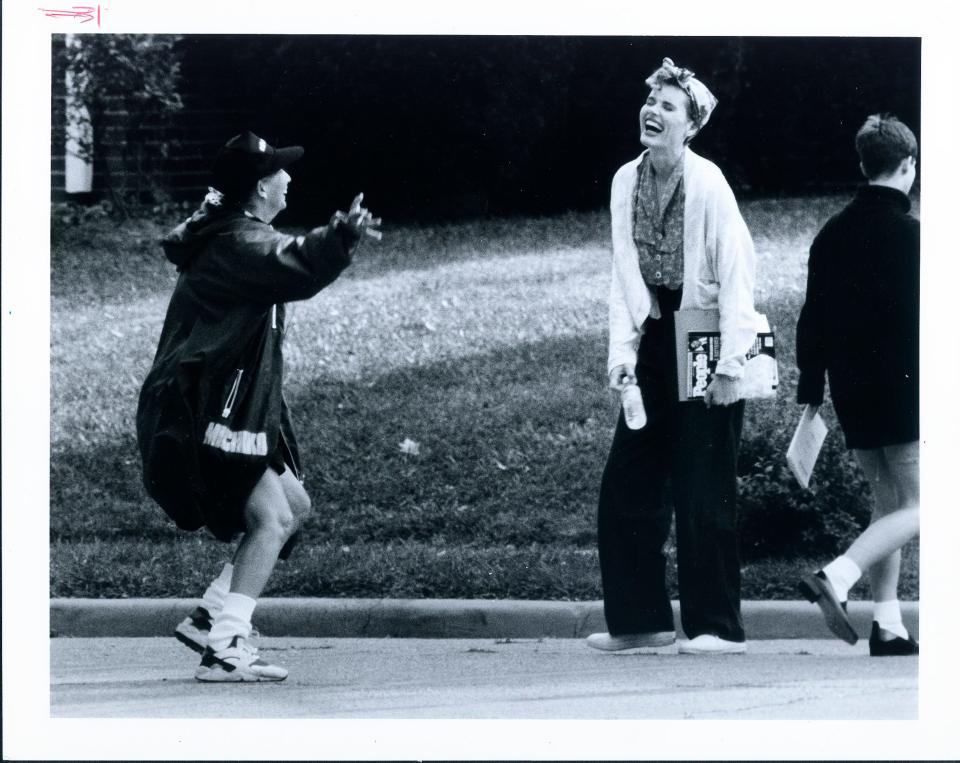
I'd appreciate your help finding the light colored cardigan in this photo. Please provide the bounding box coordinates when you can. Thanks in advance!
[608,147,761,384]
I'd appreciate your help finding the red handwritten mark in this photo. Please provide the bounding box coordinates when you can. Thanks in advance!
[38,5,104,28]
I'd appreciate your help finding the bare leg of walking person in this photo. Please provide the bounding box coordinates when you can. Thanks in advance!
[801,442,919,652]
[197,467,312,681]
[847,443,919,571]
[174,466,311,658]
[228,472,303,598]
[855,449,902,616]
[848,444,919,652]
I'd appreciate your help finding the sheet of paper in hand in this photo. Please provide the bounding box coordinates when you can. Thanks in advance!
[786,404,829,489]
[673,309,778,401]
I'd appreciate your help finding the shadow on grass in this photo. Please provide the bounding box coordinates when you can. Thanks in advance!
[51,331,611,549]
[51,330,621,597]
[51,326,887,597]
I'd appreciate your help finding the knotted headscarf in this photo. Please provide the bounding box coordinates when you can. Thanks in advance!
[645,57,718,132]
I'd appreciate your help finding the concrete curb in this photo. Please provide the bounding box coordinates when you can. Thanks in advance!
[50,598,919,640]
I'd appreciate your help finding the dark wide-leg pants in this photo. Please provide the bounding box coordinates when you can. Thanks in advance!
[597,297,746,642]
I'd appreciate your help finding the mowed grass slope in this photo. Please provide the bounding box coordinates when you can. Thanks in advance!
[50,197,918,600]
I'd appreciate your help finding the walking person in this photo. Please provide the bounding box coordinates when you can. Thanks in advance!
[587,58,764,655]
[137,131,381,681]
[796,114,919,656]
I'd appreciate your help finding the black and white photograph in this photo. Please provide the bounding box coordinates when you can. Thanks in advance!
[3,1,959,759]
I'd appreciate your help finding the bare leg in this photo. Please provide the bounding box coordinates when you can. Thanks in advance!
[846,442,919,574]
[278,469,313,559]
[230,467,311,598]
[802,442,919,646]
[198,466,314,682]
[852,449,902,603]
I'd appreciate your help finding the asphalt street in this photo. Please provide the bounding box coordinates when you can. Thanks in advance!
[51,636,916,720]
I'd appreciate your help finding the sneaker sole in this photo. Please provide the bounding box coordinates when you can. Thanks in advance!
[678,644,747,655]
[174,630,206,655]
[799,575,859,645]
[195,666,287,683]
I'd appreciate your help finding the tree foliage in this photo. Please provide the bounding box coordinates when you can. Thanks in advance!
[58,34,184,209]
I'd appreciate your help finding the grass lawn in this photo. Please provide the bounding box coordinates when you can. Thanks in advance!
[50,196,919,600]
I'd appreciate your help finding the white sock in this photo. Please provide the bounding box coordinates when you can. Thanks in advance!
[199,563,234,615]
[874,599,909,639]
[207,592,256,652]
[822,556,862,602]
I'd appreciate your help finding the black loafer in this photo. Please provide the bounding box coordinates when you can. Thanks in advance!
[799,570,859,645]
[869,622,919,656]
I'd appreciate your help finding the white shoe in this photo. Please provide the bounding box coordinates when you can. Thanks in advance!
[195,635,288,682]
[677,634,747,655]
[586,631,676,651]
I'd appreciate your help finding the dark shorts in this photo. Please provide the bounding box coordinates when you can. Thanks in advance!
[831,378,919,450]
[198,434,292,543]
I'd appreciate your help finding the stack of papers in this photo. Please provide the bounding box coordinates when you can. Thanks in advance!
[786,405,829,489]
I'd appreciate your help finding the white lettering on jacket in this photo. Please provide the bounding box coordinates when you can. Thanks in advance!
[202,422,268,456]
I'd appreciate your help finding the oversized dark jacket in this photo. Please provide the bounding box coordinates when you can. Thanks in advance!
[136,198,356,537]
[796,185,919,449]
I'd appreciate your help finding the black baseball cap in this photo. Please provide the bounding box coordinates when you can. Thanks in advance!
[211,131,304,197]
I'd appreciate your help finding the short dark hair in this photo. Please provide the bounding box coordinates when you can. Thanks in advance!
[855,114,917,179]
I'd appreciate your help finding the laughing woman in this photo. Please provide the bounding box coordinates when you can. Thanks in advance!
[587,58,763,655]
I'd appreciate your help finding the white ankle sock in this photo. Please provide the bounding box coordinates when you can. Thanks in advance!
[207,592,256,651]
[822,556,862,602]
[200,563,234,615]
[874,599,908,640]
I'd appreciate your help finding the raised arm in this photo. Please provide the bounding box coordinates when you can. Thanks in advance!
[189,217,360,305]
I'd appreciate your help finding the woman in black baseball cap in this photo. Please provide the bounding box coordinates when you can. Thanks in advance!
[137,130,381,682]
[211,131,305,205]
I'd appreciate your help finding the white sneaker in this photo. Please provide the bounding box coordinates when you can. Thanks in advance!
[677,634,747,655]
[586,631,676,651]
[195,635,288,682]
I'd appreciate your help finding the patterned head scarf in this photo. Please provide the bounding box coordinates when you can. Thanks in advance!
[644,57,718,132]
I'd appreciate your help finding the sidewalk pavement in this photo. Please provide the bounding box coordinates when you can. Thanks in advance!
[50,598,919,639]
[50,636,919,722]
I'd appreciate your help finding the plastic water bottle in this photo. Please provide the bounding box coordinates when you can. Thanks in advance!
[621,383,647,430]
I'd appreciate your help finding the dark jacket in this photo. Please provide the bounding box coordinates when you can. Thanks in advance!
[796,184,919,449]
[136,198,357,537]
